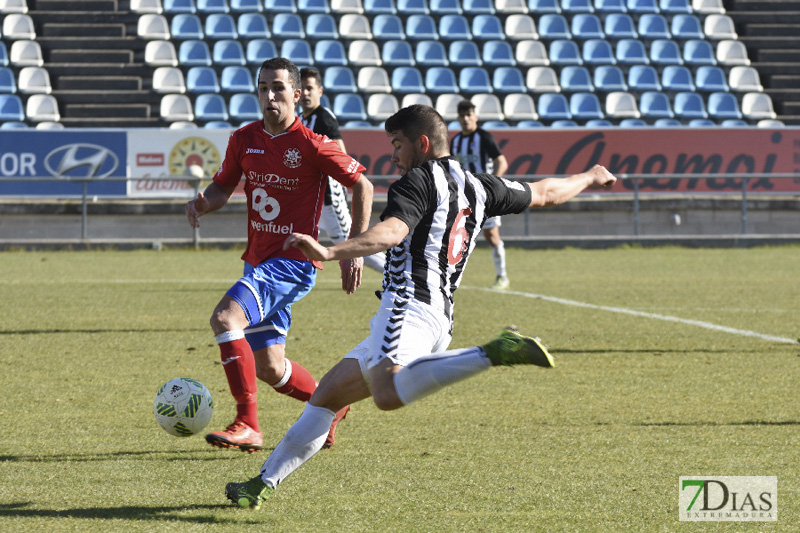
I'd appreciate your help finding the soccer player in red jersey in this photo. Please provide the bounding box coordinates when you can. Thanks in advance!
[185,57,373,452]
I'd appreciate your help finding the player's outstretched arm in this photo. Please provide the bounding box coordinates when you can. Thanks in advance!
[284,216,409,262]
[526,164,616,209]
[185,182,235,228]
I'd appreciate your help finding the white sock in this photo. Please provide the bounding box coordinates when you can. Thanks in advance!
[491,241,506,278]
[259,404,335,489]
[393,347,491,405]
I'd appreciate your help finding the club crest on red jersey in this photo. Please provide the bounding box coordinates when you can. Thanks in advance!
[283,148,302,169]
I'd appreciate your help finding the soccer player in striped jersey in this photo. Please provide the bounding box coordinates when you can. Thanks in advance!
[225,104,616,509]
[185,58,373,453]
[298,67,385,273]
[450,99,511,290]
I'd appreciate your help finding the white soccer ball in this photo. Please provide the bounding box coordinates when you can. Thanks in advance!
[154,377,214,437]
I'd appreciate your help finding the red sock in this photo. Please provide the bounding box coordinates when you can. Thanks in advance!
[273,359,318,402]
[219,336,260,432]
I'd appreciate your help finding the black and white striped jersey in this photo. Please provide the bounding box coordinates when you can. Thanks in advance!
[449,128,503,175]
[379,157,530,324]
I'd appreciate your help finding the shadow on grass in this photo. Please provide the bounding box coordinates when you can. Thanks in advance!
[0,328,206,335]
[0,502,262,524]
[0,448,275,463]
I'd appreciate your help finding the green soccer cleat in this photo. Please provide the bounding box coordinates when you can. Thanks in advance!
[225,476,273,510]
[491,276,510,290]
[482,326,555,368]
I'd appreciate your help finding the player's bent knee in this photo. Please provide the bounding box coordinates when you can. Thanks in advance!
[371,389,404,411]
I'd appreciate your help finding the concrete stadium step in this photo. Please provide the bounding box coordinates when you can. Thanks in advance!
[57,76,142,91]
[53,90,154,105]
[45,63,154,78]
[36,37,141,51]
[769,75,800,89]
[64,102,151,119]
[33,0,120,10]
[48,49,135,63]
[742,23,800,35]
[41,23,127,38]
[733,0,800,10]
[728,9,800,22]
[60,116,162,128]
[740,36,800,49]
[753,48,800,62]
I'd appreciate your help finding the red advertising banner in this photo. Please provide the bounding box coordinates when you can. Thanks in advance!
[342,128,800,194]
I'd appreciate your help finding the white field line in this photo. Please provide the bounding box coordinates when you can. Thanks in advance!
[466,286,800,346]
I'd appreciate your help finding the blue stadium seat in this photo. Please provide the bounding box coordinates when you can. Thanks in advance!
[382,40,414,65]
[280,39,313,66]
[164,0,197,13]
[538,14,570,40]
[492,66,526,93]
[391,66,424,92]
[333,93,367,121]
[448,40,481,66]
[604,13,636,40]
[0,67,16,93]
[238,13,270,38]
[197,0,230,13]
[415,40,448,66]
[297,0,330,12]
[397,0,430,14]
[439,14,471,40]
[638,14,670,40]
[639,91,673,118]
[689,119,716,126]
[406,14,438,40]
[570,92,604,120]
[245,39,277,64]
[659,0,690,12]
[626,0,658,13]
[0,43,8,68]
[0,94,24,121]
[562,0,593,12]
[458,66,492,93]
[673,91,707,119]
[272,13,305,39]
[517,119,545,127]
[654,118,682,126]
[649,39,683,66]
[305,13,338,38]
[472,14,504,40]
[482,40,516,66]
[528,0,560,13]
[582,39,615,65]
[195,93,229,121]
[170,14,203,39]
[342,120,375,128]
[721,119,749,127]
[671,14,703,40]
[463,0,494,14]
[430,0,462,14]
[549,39,582,65]
[594,0,625,13]
[708,91,742,120]
[324,65,357,92]
[620,118,648,126]
[628,65,661,91]
[213,39,246,65]
[231,0,264,11]
[682,39,717,66]
[694,65,729,92]
[204,120,234,128]
[571,14,604,40]
[425,66,458,93]
[560,65,593,92]
[179,40,212,66]
[265,0,297,11]
[205,13,237,39]
[586,119,613,127]
[615,38,649,65]
[229,93,261,121]
[373,14,405,39]
[551,119,578,127]
[364,0,396,12]
[661,65,695,92]
[186,66,220,92]
[220,65,254,92]
[537,93,571,120]
[314,39,347,65]
[593,65,627,91]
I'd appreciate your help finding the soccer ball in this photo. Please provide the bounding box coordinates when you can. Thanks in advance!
[154,377,214,437]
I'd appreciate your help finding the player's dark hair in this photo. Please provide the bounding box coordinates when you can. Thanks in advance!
[385,105,449,155]
[300,67,323,87]
[257,57,301,90]
[456,99,476,114]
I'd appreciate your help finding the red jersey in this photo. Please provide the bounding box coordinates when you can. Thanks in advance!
[214,118,365,268]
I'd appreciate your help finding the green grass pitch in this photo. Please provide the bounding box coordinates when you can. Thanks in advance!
[1,246,798,532]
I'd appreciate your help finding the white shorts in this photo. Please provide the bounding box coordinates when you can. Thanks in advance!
[318,178,351,243]
[483,216,502,230]
[344,294,452,386]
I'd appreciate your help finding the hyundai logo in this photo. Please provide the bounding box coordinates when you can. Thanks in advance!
[44,144,119,178]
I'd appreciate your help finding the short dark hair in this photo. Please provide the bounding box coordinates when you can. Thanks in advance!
[456,99,475,114]
[385,105,449,155]
[300,67,323,87]
[257,57,301,89]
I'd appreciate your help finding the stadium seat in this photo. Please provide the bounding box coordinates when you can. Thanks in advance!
[526,66,560,92]
[619,118,647,126]
[406,14,438,40]
[503,93,538,120]
[757,119,784,127]
[482,40,516,66]
[505,14,538,40]
[304,14,338,38]
[741,92,777,120]
[472,93,504,120]
[571,14,603,40]
[186,66,220,93]
[197,0,230,12]
[382,40,414,66]
[661,65,694,92]
[341,120,374,128]
[364,0,396,12]
[582,39,615,65]
[391,66,424,92]
[459,66,492,93]
[373,14,405,40]
[585,119,613,127]
[0,67,17,93]
[626,0,658,13]
[695,65,729,92]
[692,0,724,14]
[265,0,297,11]
[330,0,364,12]
[145,40,178,66]
[0,121,28,128]
[497,0,528,13]
[472,14,505,40]
[348,40,381,66]
[280,39,313,66]
[131,0,163,12]
[593,65,627,91]
[246,39,277,64]
[430,0,462,14]
[704,14,737,40]
[272,13,305,38]
[482,120,511,128]
[516,119,544,127]
[25,94,59,122]
[715,40,750,66]
[205,13,237,39]
[357,66,391,92]
[439,14,471,41]
[36,121,63,129]
[396,0,429,13]
[425,66,458,93]
[549,39,582,66]
[682,39,717,66]
[238,13,270,38]
[604,13,636,40]
[688,118,715,127]
[728,66,762,92]
[401,93,433,107]
[16,66,51,94]
[220,65,254,92]
[538,14,570,40]
[638,14,670,40]
[614,38,648,65]
[314,39,347,65]
[639,91,673,119]
[537,93,571,120]
[594,0,625,12]
[204,120,234,128]
[654,118,682,126]
[463,0,495,14]
[161,94,193,121]
[515,40,549,66]
[164,0,197,13]
[659,0,690,13]
[434,93,463,120]
[231,0,263,11]
[367,93,399,120]
[0,43,8,67]
[213,39,246,65]
[562,0,593,12]
[333,93,367,120]
[0,94,24,121]
[707,92,741,120]
[195,93,229,121]
[570,92,603,120]
[670,14,703,40]
[229,93,260,121]
[528,0,559,12]
[170,13,203,39]
[415,40,448,66]
[720,119,747,127]
[297,0,330,11]
[492,66,526,93]
[178,40,212,66]
[673,91,707,119]
[627,64,660,91]
[448,40,481,66]
[551,119,578,127]
[339,13,372,39]
[324,65,357,92]
[152,66,186,93]
[649,39,683,66]
[137,13,170,39]
[604,91,640,118]
[3,13,35,39]
[560,66,593,92]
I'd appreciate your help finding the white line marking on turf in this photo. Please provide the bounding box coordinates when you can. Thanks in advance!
[466,286,799,345]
